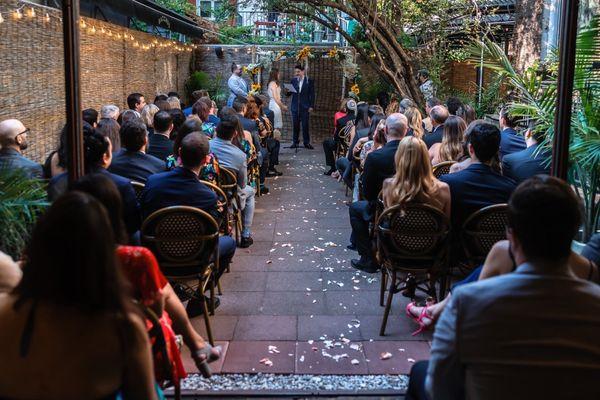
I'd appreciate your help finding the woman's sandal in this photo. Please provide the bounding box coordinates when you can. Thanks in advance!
[192,344,222,378]
[411,306,434,336]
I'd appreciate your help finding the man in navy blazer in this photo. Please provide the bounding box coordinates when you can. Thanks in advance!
[108,120,165,183]
[499,107,526,159]
[502,124,550,184]
[147,111,174,161]
[423,105,448,148]
[440,121,516,228]
[349,113,408,273]
[289,64,315,149]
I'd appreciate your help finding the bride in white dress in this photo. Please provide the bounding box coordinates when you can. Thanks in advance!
[267,68,288,131]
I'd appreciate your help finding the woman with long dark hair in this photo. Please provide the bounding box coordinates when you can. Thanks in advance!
[429,115,467,165]
[0,192,158,399]
[355,102,370,131]
[267,68,287,131]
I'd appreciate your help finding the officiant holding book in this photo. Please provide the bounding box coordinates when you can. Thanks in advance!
[287,64,315,149]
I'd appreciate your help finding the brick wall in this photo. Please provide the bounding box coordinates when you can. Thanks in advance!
[0,1,192,162]
[194,45,347,142]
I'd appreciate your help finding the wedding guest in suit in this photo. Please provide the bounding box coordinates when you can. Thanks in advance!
[100,104,120,121]
[502,121,550,184]
[108,120,164,183]
[349,113,408,273]
[82,108,98,127]
[96,117,122,153]
[227,63,248,107]
[499,107,526,159]
[0,119,43,179]
[439,121,516,228]
[288,64,315,149]
[127,92,146,115]
[423,106,448,148]
[147,111,174,162]
[418,175,600,400]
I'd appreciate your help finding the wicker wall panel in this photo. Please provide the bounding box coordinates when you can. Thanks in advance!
[0,1,193,162]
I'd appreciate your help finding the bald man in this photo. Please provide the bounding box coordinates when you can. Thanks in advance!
[423,105,449,149]
[0,119,42,179]
[349,113,408,273]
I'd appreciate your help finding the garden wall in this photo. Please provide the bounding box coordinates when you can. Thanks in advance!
[193,45,348,142]
[0,1,192,163]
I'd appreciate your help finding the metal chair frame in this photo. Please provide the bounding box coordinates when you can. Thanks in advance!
[219,167,243,247]
[141,206,220,346]
[375,203,450,336]
[460,204,509,271]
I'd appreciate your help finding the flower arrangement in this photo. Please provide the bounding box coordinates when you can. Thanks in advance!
[350,83,360,97]
[296,46,312,61]
[250,82,261,93]
[328,46,339,58]
[274,51,286,61]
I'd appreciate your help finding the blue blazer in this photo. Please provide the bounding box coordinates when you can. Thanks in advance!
[500,128,526,159]
[502,143,550,184]
[148,133,173,162]
[48,168,141,234]
[141,167,217,220]
[108,149,165,184]
[290,76,315,113]
[361,140,401,202]
[440,163,516,227]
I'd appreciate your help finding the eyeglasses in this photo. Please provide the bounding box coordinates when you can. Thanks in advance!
[16,128,30,137]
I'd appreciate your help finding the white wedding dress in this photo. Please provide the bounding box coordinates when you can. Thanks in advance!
[268,83,283,129]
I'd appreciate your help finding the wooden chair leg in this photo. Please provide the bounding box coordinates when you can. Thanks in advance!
[380,270,397,336]
[217,279,223,295]
[209,279,215,316]
[379,269,387,307]
[201,296,214,346]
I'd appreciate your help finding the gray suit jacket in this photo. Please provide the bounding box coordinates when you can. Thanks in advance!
[209,137,247,188]
[427,263,600,400]
[0,148,43,179]
[227,74,248,106]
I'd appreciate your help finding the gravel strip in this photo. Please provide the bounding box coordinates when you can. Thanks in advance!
[179,373,408,393]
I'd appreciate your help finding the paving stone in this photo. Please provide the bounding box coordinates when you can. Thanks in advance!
[228,255,269,272]
[233,316,297,340]
[189,315,239,341]
[179,341,229,374]
[221,341,296,374]
[217,291,265,315]
[266,271,323,292]
[362,341,431,374]
[295,341,368,375]
[297,315,363,341]
[261,291,327,315]
[219,271,267,292]
[321,271,381,291]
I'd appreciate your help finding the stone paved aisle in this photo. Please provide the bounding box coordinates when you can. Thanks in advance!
[181,145,431,378]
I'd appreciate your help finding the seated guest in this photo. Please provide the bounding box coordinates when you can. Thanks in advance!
[192,100,216,138]
[127,92,146,116]
[100,104,120,120]
[154,94,168,103]
[499,107,526,159]
[82,108,98,127]
[96,117,121,152]
[359,118,387,168]
[382,136,451,215]
[398,98,415,114]
[208,100,220,126]
[440,121,516,228]
[167,96,181,110]
[118,109,140,126]
[423,105,448,148]
[155,99,171,112]
[0,251,21,294]
[168,91,183,107]
[255,94,282,177]
[323,99,356,175]
[108,120,164,183]
[336,102,373,188]
[169,108,186,135]
[238,96,270,194]
[457,103,476,125]
[166,119,220,184]
[43,127,67,179]
[48,129,141,235]
[429,115,466,165]
[422,97,441,133]
[148,111,174,161]
[0,119,43,179]
[210,115,256,248]
[183,90,209,117]
[354,102,371,131]
[140,104,160,135]
[419,176,600,400]
[349,113,408,272]
[0,192,157,400]
[446,96,463,116]
[502,121,550,183]
[405,106,424,139]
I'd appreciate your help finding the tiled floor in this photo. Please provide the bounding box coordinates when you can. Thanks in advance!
[184,145,431,376]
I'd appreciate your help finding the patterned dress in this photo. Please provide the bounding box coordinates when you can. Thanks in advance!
[165,153,220,184]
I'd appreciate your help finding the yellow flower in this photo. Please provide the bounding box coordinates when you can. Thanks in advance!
[328,47,338,58]
[242,66,248,74]
[350,84,360,95]
[252,67,261,75]
[251,83,261,92]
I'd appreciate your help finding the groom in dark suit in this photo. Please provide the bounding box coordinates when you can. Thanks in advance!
[289,64,315,149]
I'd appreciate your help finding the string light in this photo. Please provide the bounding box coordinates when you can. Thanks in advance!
[0,13,4,24]
[44,13,50,22]
[14,9,23,19]
[27,7,35,18]
[80,19,86,28]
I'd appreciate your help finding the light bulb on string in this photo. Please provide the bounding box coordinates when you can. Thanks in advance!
[101,27,105,34]
[0,13,4,24]
[14,9,23,19]
[44,13,50,22]
[27,7,35,18]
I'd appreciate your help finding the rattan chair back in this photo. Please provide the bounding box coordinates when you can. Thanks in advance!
[131,181,145,203]
[461,204,508,266]
[432,161,456,179]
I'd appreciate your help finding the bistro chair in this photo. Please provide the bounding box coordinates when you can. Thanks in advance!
[432,161,456,179]
[460,204,509,270]
[218,167,243,247]
[131,181,145,203]
[375,203,450,336]
[335,122,354,160]
[141,206,220,346]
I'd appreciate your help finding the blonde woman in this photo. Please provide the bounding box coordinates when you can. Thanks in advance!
[167,96,181,110]
[140,104,160,134]
[429,115,466,165]
[382,136,451,218]
[405,107,424,139]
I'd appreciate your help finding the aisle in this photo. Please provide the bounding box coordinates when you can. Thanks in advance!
[181,145,431,380]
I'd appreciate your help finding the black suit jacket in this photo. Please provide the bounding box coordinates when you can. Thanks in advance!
[500,128,526,159]
[440,163,517,227]
[502,143,550,184]
[290,76,315,113]
[361,140,401,202]
[423,124,444,148]
[108,149,165,184]
[141,167,217,220]
[147,133,173,162]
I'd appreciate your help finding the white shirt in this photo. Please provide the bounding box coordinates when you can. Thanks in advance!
[298,77,304,93]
